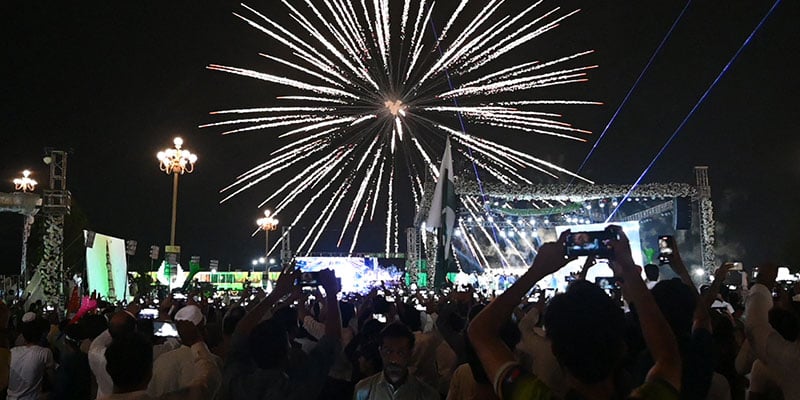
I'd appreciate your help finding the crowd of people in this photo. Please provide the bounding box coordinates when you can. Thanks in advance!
[0,225,797,399]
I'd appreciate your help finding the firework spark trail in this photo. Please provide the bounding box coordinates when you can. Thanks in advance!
[338,137,381,245]
[369,158,386,221]
[404,0,432,83]
[210,0,598,253]
[510,224,537,253]
[459,223,490,270]
[263,161,350,257]
[288,0,379,90]
[298,184,349,253]
[467,9,581,74]
[219,143,327,203]
[272,153,348,212]
[262,150,351,208]
[385,164,395,254]
[463,196,511,268]
[413,0,503,90]
[504,232,528,266]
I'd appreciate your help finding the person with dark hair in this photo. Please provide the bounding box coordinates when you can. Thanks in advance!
[7,313,55,400]
[468,227,682,399]
[644,264,659,289]
[448,306,520,400]
[104,333,153,397]
[348,318,386,383]
[89,303,180,399]
[101,328,216,400]
[51,322,91,400]
[300,295,358,400]
[223,266,342,400]
[353,322,438,400]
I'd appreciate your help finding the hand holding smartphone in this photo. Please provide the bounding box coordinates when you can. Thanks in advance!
[658,235,675,265]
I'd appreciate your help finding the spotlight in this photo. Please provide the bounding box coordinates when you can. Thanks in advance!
[508,230,515,237]
[499,230,507,238]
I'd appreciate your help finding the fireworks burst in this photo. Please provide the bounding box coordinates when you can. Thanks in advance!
[204,0,600,255]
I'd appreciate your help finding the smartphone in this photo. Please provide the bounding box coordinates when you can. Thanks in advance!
[139,308,159,320]
[595,276,618,291]
[172,293,187,300]
[299,272,320,286]
[566,231,616,258]
[153,321,179,337]
[658,235,675,265]
[730,262,743,271]
[385,296,396,303]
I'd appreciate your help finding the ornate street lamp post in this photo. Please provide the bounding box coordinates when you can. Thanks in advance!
[257,210,279,259]
[13,170,37,192]
[157,137,197,246]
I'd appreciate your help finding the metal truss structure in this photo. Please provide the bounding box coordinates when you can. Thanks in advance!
[415,166,716,283]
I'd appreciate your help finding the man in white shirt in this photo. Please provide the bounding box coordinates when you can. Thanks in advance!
[7,314,55,400]
[89,306,179,399]
[353,323,439,400]
[148,305,222,399]
[100,328,217,400]
[744,262,800,400]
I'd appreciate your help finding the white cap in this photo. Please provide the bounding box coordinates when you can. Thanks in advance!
[174,305,204,325]
[22,312,36,323]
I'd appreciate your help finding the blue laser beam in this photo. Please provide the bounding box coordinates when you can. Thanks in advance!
[605,0,782,223]
[569,0,692,187]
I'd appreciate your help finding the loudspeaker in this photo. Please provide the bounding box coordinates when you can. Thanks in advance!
[673,197,692,230]
[85,231,96,248]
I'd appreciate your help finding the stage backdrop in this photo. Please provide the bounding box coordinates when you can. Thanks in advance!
[84,230,128,301]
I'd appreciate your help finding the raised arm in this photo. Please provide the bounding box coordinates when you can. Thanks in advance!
[235,263,299,336]
[743,263,800,370]
[467,232,572,386]
[696,262,734,329]
[318,269,342,341]
[610,227,681,390]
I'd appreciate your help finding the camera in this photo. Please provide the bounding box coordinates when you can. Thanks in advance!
[565,230,616,258]
[658,235,675,265]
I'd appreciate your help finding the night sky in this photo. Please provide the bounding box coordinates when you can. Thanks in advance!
[1,0,798,272]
